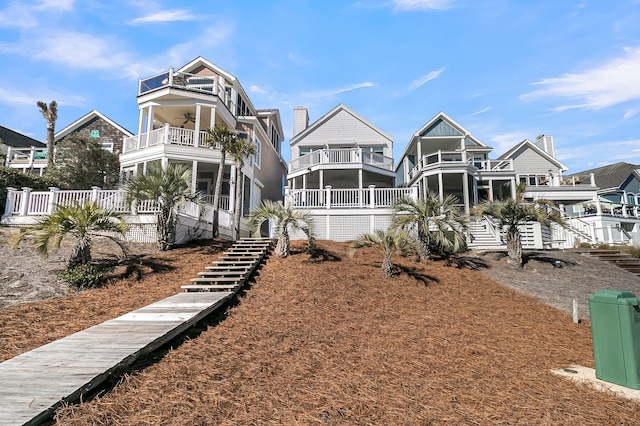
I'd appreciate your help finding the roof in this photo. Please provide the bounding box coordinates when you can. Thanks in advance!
[55,110,133,141]
[565,162,640,190]
[289,104,393,146]
[498,139,568,171]
[0,125,44,148]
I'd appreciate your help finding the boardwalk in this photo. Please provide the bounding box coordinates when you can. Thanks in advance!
[0,238,271,425]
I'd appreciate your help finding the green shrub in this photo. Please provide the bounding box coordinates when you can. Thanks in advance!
[0,166,62,213]
[620,246,640,258]
[56,264,105,290]
[578,242,592,249]
[595,243,613,250]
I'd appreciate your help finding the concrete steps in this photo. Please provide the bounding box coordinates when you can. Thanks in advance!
[467,220,504,250]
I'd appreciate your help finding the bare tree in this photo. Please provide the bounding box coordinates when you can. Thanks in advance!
[37,101,58,167]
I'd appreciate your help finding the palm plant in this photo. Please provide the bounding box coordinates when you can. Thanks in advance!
[472,198,564,267]
[229,136,257,239]
[392,191,467,260]
[37,100,58,167]
[202,125,238,237]
[248,200,315,257]
[125,163,199,251]
[12,201,127,269]
[351,228,419,278]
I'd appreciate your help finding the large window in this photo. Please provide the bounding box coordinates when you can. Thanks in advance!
[254,137,261,168]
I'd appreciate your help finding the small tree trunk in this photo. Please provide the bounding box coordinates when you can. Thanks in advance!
[382,254,395,278]
[275,229,290,257]
[506,227,523,268]
[68,238,91,269]
[157,206,175,251]
[418,226,431,262]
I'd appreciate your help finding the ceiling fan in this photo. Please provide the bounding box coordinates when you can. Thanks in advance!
[175,112,196,125]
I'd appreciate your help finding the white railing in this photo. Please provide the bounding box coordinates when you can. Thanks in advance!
[200,195,230,211]
[289,148,394,173]
[123,125,223,153]
[4,146,48,169]
[286,186,417,209]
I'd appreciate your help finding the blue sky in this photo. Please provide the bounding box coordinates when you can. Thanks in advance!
[1,0,639,173]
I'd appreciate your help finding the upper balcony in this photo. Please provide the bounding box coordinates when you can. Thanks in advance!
[138,68,236,113]
[4,146,48,171]
[408,150,514,180]
[123,125,213,154]
[288,148,394,174]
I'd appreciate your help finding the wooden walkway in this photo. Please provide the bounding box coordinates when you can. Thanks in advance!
[0,238,272,425]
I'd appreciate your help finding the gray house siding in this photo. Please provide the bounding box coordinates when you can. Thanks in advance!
[510,146,562,175]
[292,109,392,159]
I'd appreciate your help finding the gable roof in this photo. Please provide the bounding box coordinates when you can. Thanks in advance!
[414,112,487,146]
[565,162,640,190]
[289,104,393,146]
[0,125,44,148]
[55,110,133,141]
[498,139,568,171]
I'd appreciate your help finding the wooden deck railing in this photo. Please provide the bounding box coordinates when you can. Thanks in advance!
[288,148,394,173]
[285,186,417,209]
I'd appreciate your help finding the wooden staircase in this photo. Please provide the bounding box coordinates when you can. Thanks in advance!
[581,250,640,276]
[181,238,272,292]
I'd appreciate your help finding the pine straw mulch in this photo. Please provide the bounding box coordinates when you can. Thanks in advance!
[30,240,636,425]
[0,239,233,362]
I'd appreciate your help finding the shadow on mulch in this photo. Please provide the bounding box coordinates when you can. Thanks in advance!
[396,264,440,285]
[524,251,577,268]
[304,246,342,263]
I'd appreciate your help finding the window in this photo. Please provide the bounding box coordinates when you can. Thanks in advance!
[99,142,114,153]
[254,137,261,168]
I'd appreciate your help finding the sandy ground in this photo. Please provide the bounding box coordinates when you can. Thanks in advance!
[2,230,640,424]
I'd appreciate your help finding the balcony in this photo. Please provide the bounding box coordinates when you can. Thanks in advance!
[123,125,214,153]
[408,150,514,180]
[138,68,236,112]
[288,148,394,173]
[4,146,48,172]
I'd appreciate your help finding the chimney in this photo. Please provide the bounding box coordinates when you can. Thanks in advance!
[293,106,309,137]
[535,134,555,158]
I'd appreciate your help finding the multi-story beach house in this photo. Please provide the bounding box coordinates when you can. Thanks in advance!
[3,57,288,241]
[1,126,47,175]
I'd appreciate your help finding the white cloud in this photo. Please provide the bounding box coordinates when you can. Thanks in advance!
[391,0,457,12]
[522,45,640,110]
[303,82,375,99]
[486,131,530,155]
[249,85,269,95]
[467,107,491,116]
[408,68,444,91]
[130,9,197,24]
[36,0,74,11]
[0,86,86,108]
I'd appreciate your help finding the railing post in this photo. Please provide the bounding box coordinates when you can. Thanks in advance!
[5,147,11,167]
[48,187,59,214]
[369,185,376,208]
[91,186,101,205]
[325,185,332,209]
[20,187,32,216]
[164,123,171,144]
[411,185,419,202]
[28,146,35,168]
[4,187,16,216]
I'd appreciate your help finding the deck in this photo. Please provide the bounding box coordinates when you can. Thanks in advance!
[0,238,272,425]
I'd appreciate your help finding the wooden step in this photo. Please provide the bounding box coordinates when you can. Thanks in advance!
[203,265,252,271]
[190,277,243,283]
[181,284,238,291]
[210,260,256,265]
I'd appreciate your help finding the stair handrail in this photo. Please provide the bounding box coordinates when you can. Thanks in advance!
[482,214,502,242]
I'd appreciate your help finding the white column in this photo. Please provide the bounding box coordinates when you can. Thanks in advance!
[163,123,171,144]
[511,178,517,199]
[194,104,202,147]
[488,180,494,201]
[438,173,444,201]
[146,105,155,146]
[462,173,470,214]
[161,158,168,170]
[5,147,11,167]
[137,107,145,148]
[91,186,100,203]
[229,164,237,212]
[319,170,324,190]
[209,106,216,128]
[191,160,198,194]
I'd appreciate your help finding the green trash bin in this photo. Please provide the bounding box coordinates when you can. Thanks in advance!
[588,290,640,389]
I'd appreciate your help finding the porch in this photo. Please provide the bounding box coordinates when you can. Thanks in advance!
[288,148,394,174]
[3,146,48,175]
[408,151,514,180]
[122,125,213,153]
